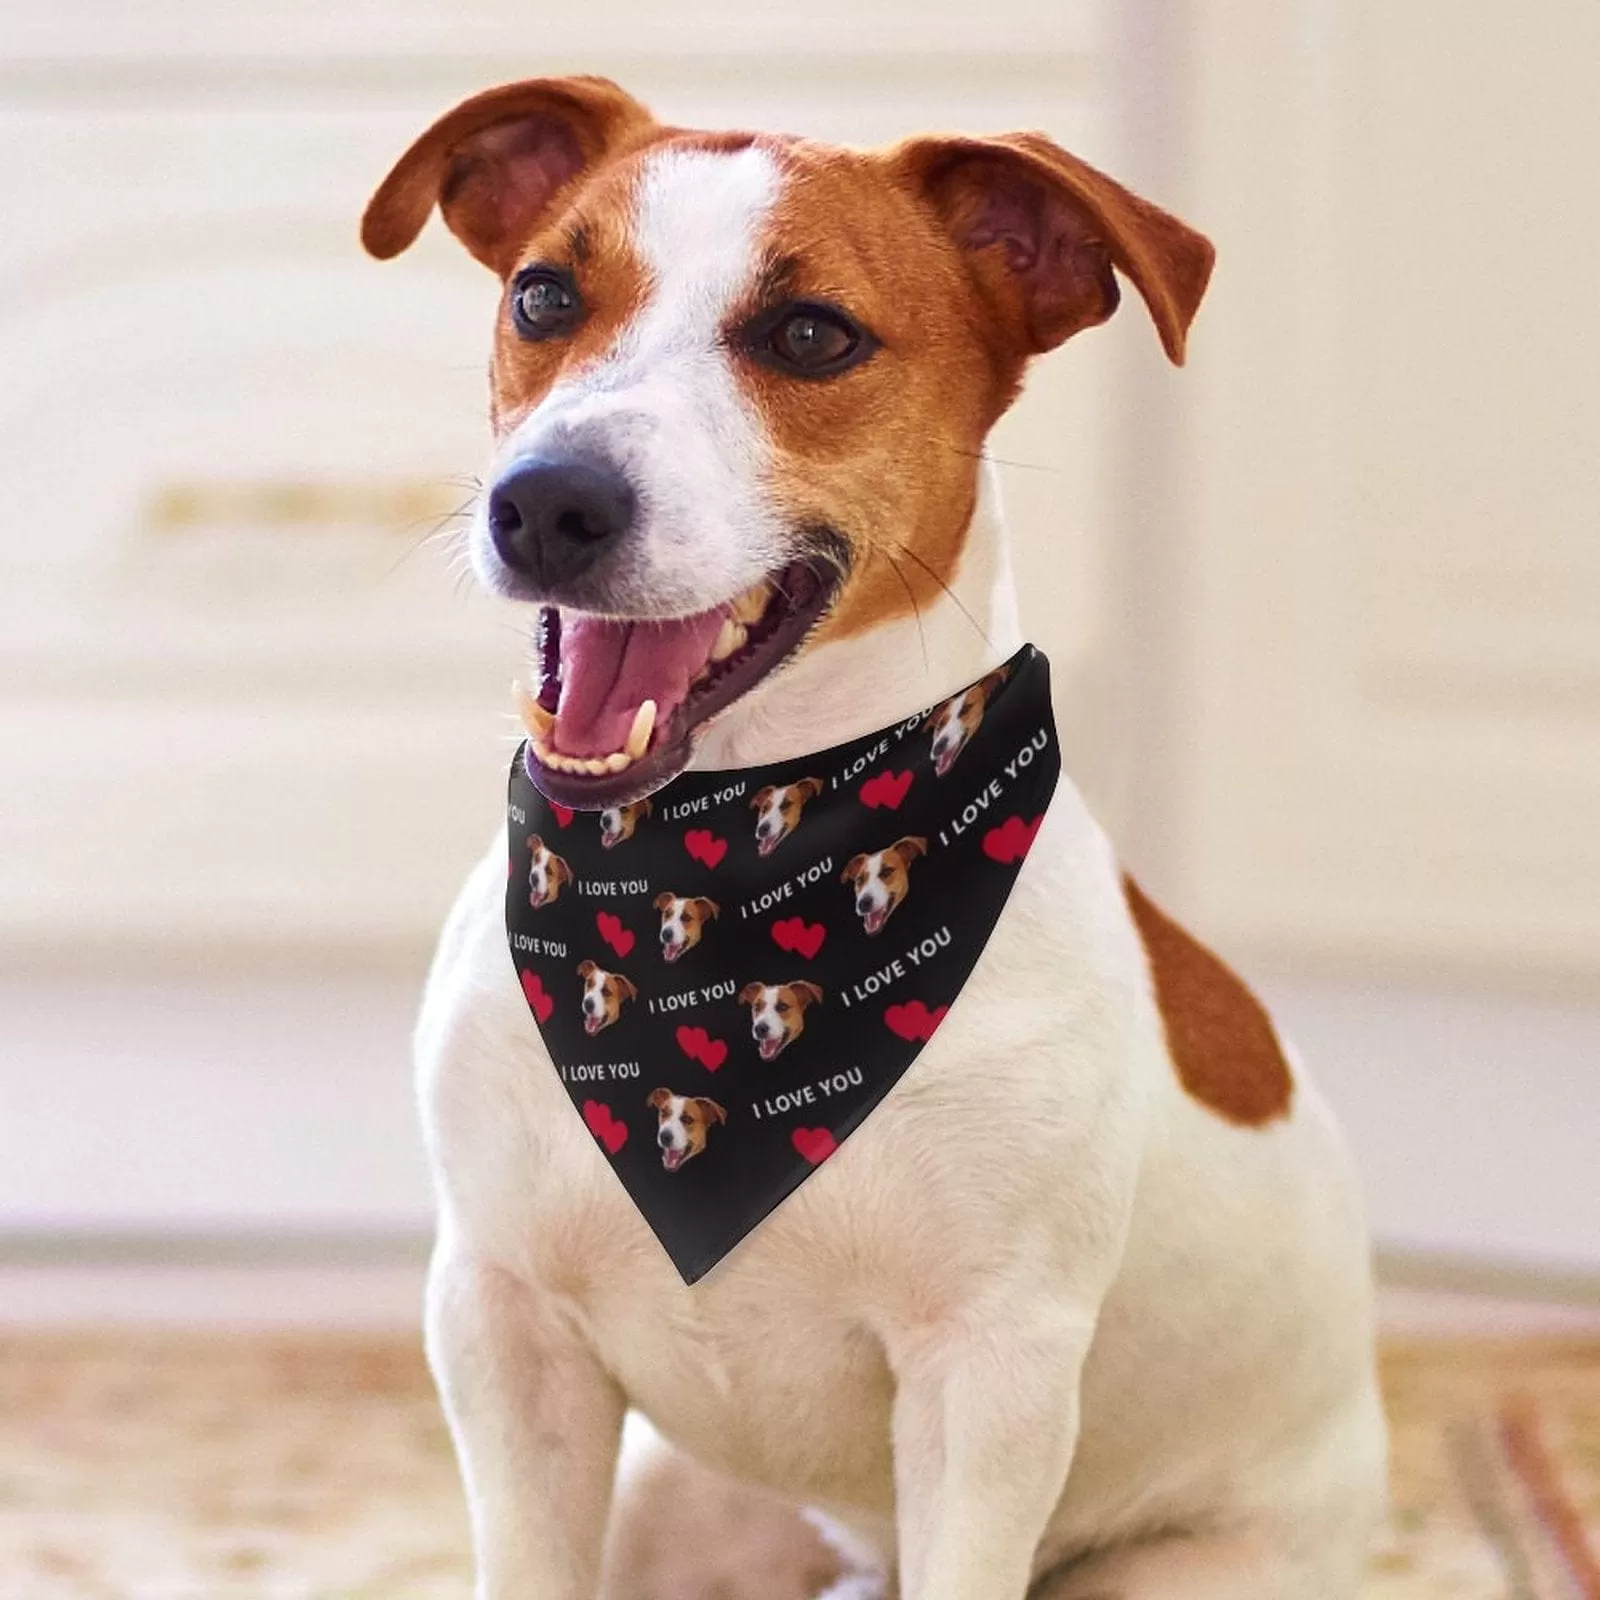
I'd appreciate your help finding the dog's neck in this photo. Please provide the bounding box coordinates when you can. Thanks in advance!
[692,465,1021,771]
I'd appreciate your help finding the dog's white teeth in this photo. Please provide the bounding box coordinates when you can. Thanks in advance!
[604,751,631,773]
[514,681,555,739]
[730,581,771,624]
[625,699,656,761]
[712,618,747,662]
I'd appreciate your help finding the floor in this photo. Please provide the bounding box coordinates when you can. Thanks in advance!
[2,1318,1598,1598]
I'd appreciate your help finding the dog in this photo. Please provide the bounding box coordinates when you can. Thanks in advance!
[841,836,927,936]
[373,76,1383,1600]
[653,892,719,962]
[750,777,824,855]
[600,799,651,849]
[736,980,825,1061]
[646,1088,727,1171]
[925,665,1009,776]
[576,958,636,1036]
[525,833,573,908]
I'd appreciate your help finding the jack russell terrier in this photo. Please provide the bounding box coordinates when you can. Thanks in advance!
[751,776,826,855]
[841,836,929,936]
[366,75,1384,1600]
[737,979,827,1061]
[647,1088,728,1172]
[653,892,720,962]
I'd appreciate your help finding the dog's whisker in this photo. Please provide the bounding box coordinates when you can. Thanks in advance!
[884,537,997,655]
[874,545,930,676]
[937,440,1064,475]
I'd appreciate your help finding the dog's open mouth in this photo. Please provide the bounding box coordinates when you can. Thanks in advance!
[662,941,685,963]
[662,1146,686,1171]
[516,558,838,809]
[863,907,888,936]
[758,1036,782,1061]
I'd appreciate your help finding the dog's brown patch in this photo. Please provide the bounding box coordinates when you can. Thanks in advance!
[1122,876,1293,1127]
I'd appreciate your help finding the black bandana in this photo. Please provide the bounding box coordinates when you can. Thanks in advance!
[506,643,1060,1282]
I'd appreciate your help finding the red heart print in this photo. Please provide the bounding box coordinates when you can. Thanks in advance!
[683,828,728,869]
[982,813,1045,865]
[675,1024,729,1072]
[582,1099,628,1155]
[859,769,914,810]
[551,803,575,828]
[884,1000,949,1042]
[520,969,554,1024]
[596,910,635,959]
[770,916,827,959]
[791,1127,837,1164]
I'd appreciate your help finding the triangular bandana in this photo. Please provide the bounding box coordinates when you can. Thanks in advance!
[506,643,1060,1282]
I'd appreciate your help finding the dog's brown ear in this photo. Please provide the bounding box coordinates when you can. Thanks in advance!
[654,891,675,912]
[891,132,1213,364]
[647,1087,673,1111]
[362,76,654,273]
[549,855,570,886]
[979,665,1011,700]
[527,833,542,851]
[638,798,653,816]
[615,974,638,1003]
[841,854,868,884]
[791,981,824,1009]
[895,836,929,863]
[796,777,824,802]
[697,1097,728,1126]
[696,898,720,920]
[750,786,775,810]
[577,959,596,978]
[737,982,764,1006]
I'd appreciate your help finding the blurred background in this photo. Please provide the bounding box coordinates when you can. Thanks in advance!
[3,2,1598,1323]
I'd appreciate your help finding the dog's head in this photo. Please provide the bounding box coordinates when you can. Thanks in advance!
[577,958,637,1035]
[926,665,1009,777]
[653,892,719,962]
[599,798,650,849]
[736,979,824,1061]
[365,78,1210,807]
[841,836,927,936]
[646,1088,726,1171]
[749,777,824,856]
[525,833,572,907]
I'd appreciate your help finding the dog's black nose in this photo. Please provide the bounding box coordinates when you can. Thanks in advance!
[658,1129,674,1149]
[660,927,673,944]
[487,459,634,588]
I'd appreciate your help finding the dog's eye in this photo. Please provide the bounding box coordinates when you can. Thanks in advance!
[748,301,875,379]
[510,267,583,340]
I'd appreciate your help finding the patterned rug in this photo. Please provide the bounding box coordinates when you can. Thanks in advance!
[0,1333,1595,1598]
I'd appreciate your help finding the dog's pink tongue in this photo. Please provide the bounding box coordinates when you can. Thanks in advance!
[554,610,723,758]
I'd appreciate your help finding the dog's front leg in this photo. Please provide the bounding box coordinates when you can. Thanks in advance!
[427,1249,625,1600]
[887,1308,1091,1600]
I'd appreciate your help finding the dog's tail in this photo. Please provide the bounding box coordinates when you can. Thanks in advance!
[602,1413,880,1600]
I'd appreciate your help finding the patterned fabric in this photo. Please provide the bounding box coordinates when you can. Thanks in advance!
[1,1332,1596,1597]
[506,643,1059,1281]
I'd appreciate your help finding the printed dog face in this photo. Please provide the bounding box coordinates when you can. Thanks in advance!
[653,893,719,962]
[577,959,637,1035]
[525,833,572,908]
[736,980,824,1061]
[749,777,824,856]
[599,799,651,849]
[841,836,927,936]
[646,1088,727,1171]
[363,77,1211,810]
[926,665,1009,777]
